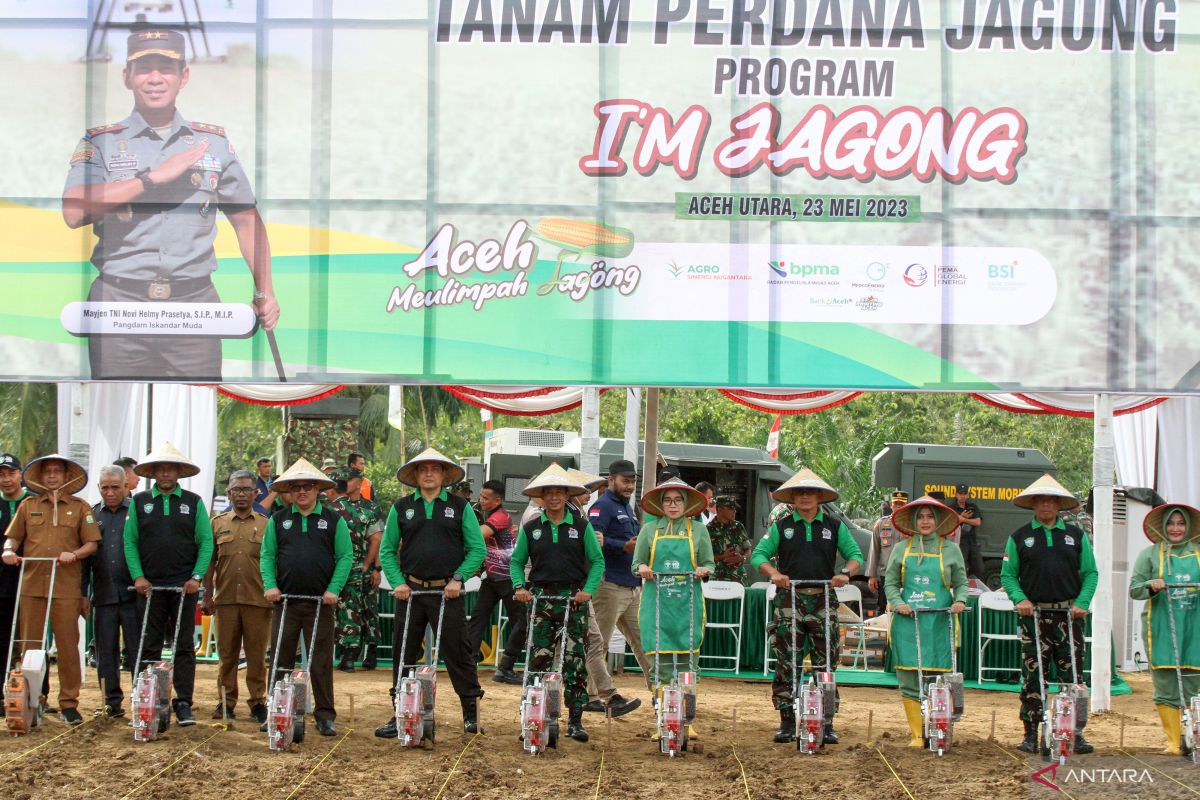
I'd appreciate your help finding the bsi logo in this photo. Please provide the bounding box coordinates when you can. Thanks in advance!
[989,260,1018,279]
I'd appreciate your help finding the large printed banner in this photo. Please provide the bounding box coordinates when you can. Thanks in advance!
[0,1,1197,390]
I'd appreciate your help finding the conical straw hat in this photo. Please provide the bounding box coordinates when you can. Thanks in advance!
[641,477,707,518]
[270,457,335,493]
[772,467,838,504]
[891,496,960,538]
[523,463,587,498]
[22,454,87,496]
[566,468,607,492]
[134,441,200,478]
[396,447,465,487]
[1013,473,1079,511]
[1142,504,1200,544]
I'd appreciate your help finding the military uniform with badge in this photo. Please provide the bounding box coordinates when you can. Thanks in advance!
[0,453,31,678]
[61,28,277,380]
[1,455,101,724]
[333,469,384,670]
[707,496,751,583]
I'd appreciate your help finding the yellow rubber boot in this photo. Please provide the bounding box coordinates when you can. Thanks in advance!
[903,698,925,748]
[1157,704,1183,756]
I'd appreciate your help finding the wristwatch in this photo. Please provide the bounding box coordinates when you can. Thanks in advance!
[191,573,202,583]
[452,572,464,583]
[135,168,155,191]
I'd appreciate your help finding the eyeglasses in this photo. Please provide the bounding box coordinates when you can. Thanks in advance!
[229,487,255,494]
[290,483,317,492]
[661,496,685,505]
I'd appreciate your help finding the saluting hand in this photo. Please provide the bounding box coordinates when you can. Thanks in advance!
[148,141,209,186]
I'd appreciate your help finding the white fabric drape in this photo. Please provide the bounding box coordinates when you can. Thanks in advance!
[973,392,1165,417]
[1113,403,1157,489]
[56,383,148,507]
[150,385,217,507]
[442,385,596,415]
[1156,397,1200,507]
[719,389,862,414]
[216,384,343,405]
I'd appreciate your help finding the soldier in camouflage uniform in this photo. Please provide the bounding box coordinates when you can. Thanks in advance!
[708,496,751,583]
[510,465,604,744]
[751,468,862,745]
[333,468,383,671]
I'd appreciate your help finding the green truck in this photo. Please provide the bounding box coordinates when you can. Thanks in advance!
[871,442,1058,588]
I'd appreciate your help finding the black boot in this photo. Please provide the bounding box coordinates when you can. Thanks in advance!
[492,654,523,685]
[337,653,356,672]
[361,644,377,671]
[374,717,398,739]
[774,707,796,743]
[1073,733,1094,754]
[567,708,589,742]
[823,721,839,745]
[1016,720,1039,753]
[462,696,484,734]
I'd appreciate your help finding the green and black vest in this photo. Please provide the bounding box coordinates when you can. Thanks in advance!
[523,511,589,590]
[392,492,469,580]
[271,503,342,595]
[133,488,202,584]
[1009,520,1085,603]
[775,513,839,582]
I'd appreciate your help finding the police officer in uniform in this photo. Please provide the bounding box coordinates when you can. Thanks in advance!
[375,448,486,738]
[0,453,31,675]
[260,459,352,737]
[867,491,907,608]
[1001,474,1097,755]
[123,443,213,727]
[61,28,279,380]
[84,464,138,716]
[2,455,101,725]
[751,468,862,745]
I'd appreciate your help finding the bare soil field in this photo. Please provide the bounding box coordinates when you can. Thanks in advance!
[0,666,1194,799]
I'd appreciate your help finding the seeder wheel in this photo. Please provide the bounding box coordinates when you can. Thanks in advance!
[548,722,559,749]
[293,717,305,744]
[157,707,171,735]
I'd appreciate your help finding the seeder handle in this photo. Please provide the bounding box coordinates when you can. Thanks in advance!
[1163,582,1200,589]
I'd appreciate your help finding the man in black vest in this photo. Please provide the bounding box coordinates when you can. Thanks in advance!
[375,448,486,738]
[1001,474,1097,755]
[84,464,138,716]
[259,458,352,737]
[751,468,861,745]
[123,443,212,726]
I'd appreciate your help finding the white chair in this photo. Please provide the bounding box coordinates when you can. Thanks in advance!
[748,581,777,675]
[463,575,482,593]
[978,590,1021,682]
[700,580,745,673]
[835,584,868,670]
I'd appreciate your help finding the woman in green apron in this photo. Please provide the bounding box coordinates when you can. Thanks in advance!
[633,478,715,736]
[884,496,968,747]
[1131,504,1200,755]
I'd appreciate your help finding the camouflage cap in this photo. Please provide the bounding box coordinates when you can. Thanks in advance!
[715,495,740,509]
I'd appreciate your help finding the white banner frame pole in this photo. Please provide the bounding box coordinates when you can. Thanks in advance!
[1090,392,1115,712]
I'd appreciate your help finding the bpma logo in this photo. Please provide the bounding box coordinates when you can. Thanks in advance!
[768,261,840,284]
[903,263,928,287]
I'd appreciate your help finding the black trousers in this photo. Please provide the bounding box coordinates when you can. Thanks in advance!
[94,601,141,708]
[465,578,527,666]
[0,594,15,671]
[269,600,336,722]
[960,532,986,581]
[86,277,223,381]
[136,591,197,708]
[390,593,481,702]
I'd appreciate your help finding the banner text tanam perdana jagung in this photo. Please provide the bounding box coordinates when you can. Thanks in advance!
[435,0,1177,53]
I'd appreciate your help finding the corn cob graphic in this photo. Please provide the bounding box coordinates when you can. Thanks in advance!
[532,217,636,296]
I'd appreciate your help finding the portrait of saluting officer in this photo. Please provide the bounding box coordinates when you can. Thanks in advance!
[61,27,279,381]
